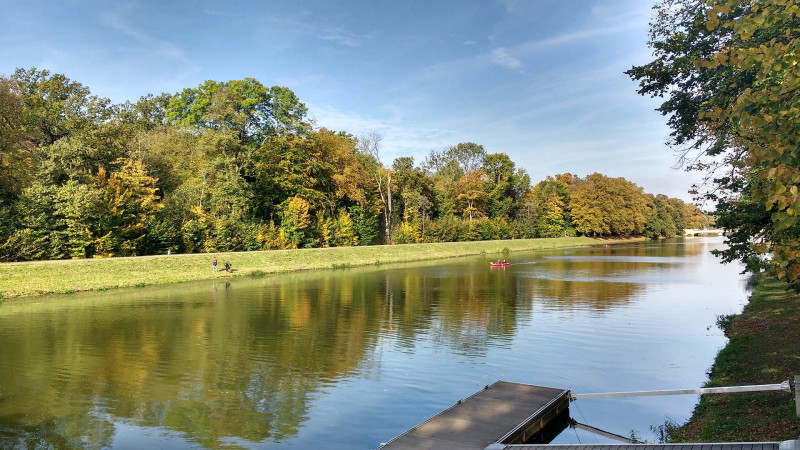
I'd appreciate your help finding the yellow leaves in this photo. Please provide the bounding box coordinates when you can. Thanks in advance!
[711,3,730,15]
[190,205,207,219]
[776,259,800,282]
[791,264,800,280]
[752,242,769,254]
[706,15,720,31]
[286,196,311,230]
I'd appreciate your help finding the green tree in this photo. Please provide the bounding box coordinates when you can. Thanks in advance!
[115,93,172,133]
[253,134,328,219]
[0,77,29,200]
[445,142,486,173]
[350,205,379,246]
[0,77,29,246]
[422,143,486,219]
[391,157,433,237]
[357,132,392,244]
[12,67,110,147]
[644,194,679,239]
[167,79,310,175]
[54,179,102,259]
[484,153,530,220]
[628,0,800,287]
[529,176,573,238]
[1,180,68,261]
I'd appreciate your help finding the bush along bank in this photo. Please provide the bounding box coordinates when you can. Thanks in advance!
[672,276,800,442]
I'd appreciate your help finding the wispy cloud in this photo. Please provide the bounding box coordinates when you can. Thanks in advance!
[308,103,457,161]
[513,22,639,53]
[496,0,520,13]
[318,27,372,48]
[490,47,523,70]
[101,11,190,63]
[263,16,373,49]
[421,18,642,80]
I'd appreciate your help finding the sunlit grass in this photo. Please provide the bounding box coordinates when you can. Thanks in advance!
[672,276,800,442]
[0,236,635,298]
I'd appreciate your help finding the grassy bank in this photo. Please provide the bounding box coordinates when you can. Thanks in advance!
[0,236,638,299]
[673,276,800,442]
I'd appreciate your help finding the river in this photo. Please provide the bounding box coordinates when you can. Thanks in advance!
[0,237,748,448]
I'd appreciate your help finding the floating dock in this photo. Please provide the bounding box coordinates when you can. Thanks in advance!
[506,444,783,450]
[380,379,797,450]
[380,381,570,449]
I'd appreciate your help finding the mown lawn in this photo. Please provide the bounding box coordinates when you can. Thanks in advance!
[0,236,632,299]
[672,276,800,442]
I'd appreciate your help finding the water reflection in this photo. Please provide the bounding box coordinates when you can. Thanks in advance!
[0,238,743,448]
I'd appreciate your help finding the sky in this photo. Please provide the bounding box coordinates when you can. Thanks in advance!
[0,0,703,201]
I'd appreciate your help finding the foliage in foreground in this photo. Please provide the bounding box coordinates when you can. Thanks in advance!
[628,0,800,289]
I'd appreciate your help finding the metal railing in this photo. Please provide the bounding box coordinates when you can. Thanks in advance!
[570,380,792,401]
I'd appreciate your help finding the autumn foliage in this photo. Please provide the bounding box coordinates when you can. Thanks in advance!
[0,68,705,261]
[628,0,800,288]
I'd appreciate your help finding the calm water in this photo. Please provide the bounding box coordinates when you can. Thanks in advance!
[0,238,748,448]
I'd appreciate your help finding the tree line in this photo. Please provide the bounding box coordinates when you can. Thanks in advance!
[0,68,708,261]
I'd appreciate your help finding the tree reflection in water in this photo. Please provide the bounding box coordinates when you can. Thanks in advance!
[0,239,710,448]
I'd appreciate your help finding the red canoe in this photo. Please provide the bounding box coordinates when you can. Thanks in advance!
[490,263,510,267]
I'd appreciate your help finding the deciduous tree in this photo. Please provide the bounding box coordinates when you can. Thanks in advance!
[628,0,800,288]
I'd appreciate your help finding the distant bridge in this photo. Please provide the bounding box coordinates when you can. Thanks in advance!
[685,228,725,236]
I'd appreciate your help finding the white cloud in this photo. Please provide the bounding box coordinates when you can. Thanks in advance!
[490,47,523,70]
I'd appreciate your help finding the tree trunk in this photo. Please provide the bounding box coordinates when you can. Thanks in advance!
[385,171,392,244]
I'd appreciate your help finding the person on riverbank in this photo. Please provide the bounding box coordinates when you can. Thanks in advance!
[212,258,218,273]
[224,262,232,273]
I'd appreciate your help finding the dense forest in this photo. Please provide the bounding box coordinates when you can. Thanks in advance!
[0,68,708,261]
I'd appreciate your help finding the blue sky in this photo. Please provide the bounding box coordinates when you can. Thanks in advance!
[0,0,702,201]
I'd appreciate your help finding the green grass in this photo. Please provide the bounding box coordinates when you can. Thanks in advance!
[672,276,800,442]
[0,236,636,298]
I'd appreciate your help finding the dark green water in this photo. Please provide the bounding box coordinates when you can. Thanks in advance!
[0,238,748,448]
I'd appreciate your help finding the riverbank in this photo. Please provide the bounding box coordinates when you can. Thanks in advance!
[0,236,641,299]
[673,276,800,441]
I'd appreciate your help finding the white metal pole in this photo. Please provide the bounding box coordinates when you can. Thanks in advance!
[570,380,791,401]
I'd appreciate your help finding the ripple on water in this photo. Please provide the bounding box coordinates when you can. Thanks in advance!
[0,238,748,448]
